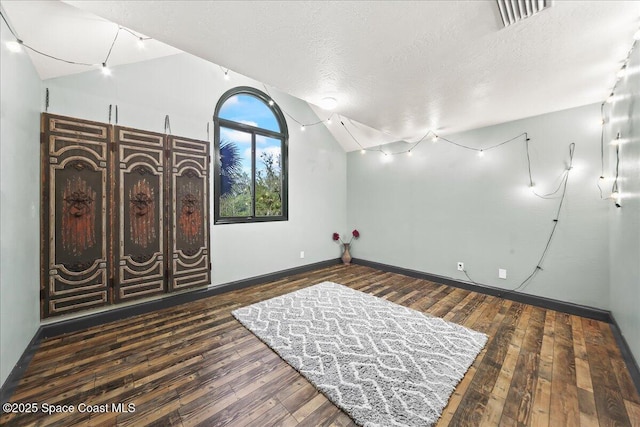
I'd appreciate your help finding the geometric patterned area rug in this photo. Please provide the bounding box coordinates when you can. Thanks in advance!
[232,281,488,427]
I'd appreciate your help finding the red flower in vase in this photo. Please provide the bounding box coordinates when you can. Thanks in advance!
[332,229,361,245]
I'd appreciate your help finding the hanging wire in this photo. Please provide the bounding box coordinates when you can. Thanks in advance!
[340,120,371,152]
[342,116,529,156]
[464,142,576,295]
[438,132,526,152]
[524,134,572,200]
[1,10,154,70]
[607,39,638,102]
[525,134,534,187]
[0,10,96,66]
[599,31,638,207]
[21,42,95,66]
[611,143,621,207]
[118,26,151,41]
[103,27,120,65]
[262,83,333,128]
[597,102,607,199]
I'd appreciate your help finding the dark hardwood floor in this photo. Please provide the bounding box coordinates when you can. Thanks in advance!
[1,264,639,426]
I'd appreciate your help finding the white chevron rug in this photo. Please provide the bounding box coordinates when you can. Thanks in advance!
[232,281,488,427]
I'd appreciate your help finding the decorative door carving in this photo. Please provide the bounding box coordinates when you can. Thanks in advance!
[41,114,111,317]
[114,126,167,301]
[41,114,211,318]
[169,136,211,291]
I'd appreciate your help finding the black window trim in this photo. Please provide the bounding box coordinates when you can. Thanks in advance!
[213,86,289,225]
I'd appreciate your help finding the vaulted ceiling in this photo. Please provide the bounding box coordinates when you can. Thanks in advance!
[3,1,639,151]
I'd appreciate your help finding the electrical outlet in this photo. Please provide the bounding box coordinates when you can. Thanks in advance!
[300,251,305,259]
[499,269,507,279]
[457,262,464,271]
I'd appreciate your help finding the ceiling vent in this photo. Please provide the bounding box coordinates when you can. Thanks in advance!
[496,0,552,28]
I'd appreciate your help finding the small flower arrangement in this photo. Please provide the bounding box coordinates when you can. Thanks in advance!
[332,229,360,245]
[333,230,359,265]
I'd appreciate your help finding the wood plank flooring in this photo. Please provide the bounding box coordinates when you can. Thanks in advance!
[1,264,638,426]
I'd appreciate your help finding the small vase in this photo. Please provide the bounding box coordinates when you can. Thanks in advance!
[341,243,352,265]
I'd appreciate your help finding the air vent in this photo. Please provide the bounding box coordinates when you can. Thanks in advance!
[496,0,552,28]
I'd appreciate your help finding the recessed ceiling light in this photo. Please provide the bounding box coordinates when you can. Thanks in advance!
[319,97,337,110]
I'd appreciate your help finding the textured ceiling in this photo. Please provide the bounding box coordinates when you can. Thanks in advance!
[3,1,640,151]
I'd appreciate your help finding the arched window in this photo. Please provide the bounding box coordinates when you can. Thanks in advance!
[214,87,288,224]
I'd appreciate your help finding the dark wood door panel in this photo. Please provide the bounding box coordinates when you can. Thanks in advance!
[168,136,211,291]
[114,126,166,301]
[42,114,110,317]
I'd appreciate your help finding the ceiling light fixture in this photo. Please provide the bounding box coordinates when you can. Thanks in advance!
[319,97,337,110]
[224,70,230,80]
[137,37,145,49]
[101,63,111,76]
[478,150,485,158]
[634,29,640,41]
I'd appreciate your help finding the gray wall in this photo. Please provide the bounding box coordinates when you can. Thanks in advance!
[608,44,640,367]
[347,103,610,309]
[44,53,347,288]
[0,20,42,387]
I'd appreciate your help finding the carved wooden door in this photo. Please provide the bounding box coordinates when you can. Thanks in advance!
[42,114,211,317]
[113,126,167,301]
[41,114,111,317]
[168,136,211,291]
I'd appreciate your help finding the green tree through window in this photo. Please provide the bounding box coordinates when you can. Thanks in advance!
[214,87,288,224]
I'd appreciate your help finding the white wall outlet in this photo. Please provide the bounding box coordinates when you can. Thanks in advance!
[457,262,464,271]
[499,268,507,279]
[300,251,305,259]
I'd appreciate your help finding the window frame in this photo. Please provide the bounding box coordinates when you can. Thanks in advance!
[213,86,289,224]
